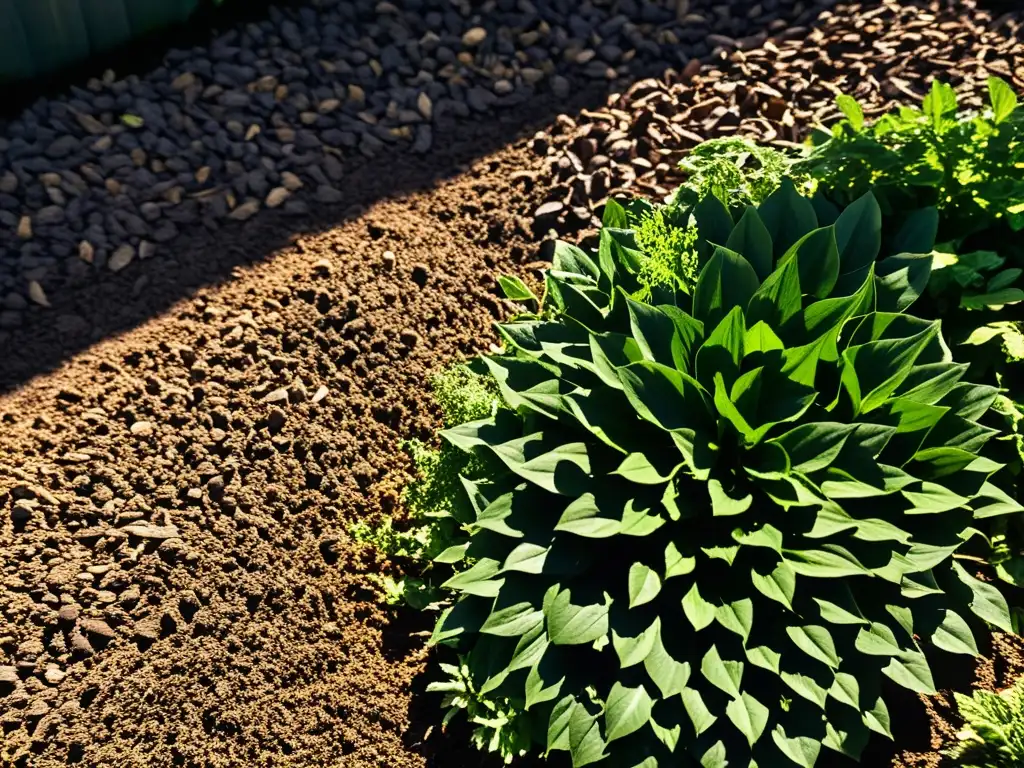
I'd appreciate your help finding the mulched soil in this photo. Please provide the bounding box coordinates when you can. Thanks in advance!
[3,1,1024,767]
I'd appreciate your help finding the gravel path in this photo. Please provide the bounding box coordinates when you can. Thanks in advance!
[2,1,1024,768]
[0,0,833,341]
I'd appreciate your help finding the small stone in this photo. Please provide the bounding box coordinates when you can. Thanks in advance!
[263,387,290,403]
[108,245,135,273]
[10,502,32,524]
[267,407,287,432]
[78,241,95,263]
[318,98,341,114]
[316,185,343,204]
[28,281,50,307]
[245,124,261,141]
[171,72,197,91]
[462,27,487,47]
[75,112,107,134]
[130,421,154,436]
[0,171,17,194]
[265,187,291,208]
[139,241,157,260]
[400,329,421,348]
[230,200,260,221]
[57,605,79,624]
[347,84,365,104]
[80,619,115,640]
[281,172,303,192]
[120,523,180,539]
[382,251,396,270]
[312,386,329,403]
[0,666,18,687]
[70,633,94,656]
[195,166,211,184]
[43,666,66,685]
[17,216,32,239]
[417,92,433,120]
[535,200,565,218]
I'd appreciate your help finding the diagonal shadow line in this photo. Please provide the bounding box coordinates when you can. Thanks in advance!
[0,0,852,394]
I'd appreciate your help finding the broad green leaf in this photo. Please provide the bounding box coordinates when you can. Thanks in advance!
[883,650,936,694]
[726,206,774,281]
[769,422,858,473]
[746,645,781,674]
[613,617,660,668]
[693,191,735,247]
[502,541,550,574]
[787,544,868,578]
[480,601,544,637]
[842,321,940,414]
[547,695,575,753]
[709,478,753,517]
[716,598,754,641]
[988,76,1018,123]
[681,688,716,736]
[780,671,828,708]
[604,682,654,743]
[836,93,865,130]
[876,252,933,312]
[726,692,769,746]
[778,226,840,299]
[931,609,979,656]
[498,274,538,303]
[759,177,819,257]
[553,240,601,282]
[787,625,841,669]
[443,558,503,597]
[602,198,628,228]
[546,588,611,645]
[628,563,662,608]
[922,79,957,130]
[568,702,608,767]
[747,257,802,329]
[829,672,860,709]
[751,560,795,610]
[618,361,711,434]
[953,561,1013,632]
[645,628,691,698]
[834,191,881,288]
[489,436,591,495]
[693,246,761,327]
[700,741,728,768]
[664,541,696,579]
[863,694,892,738]
[526,663,564,708]
[556,494,621,538]
[683,582,716,631]
[701,645,743,698]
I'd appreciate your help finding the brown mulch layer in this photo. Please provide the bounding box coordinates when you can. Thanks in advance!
[4,1,1024,768]
[530,0,1024,234]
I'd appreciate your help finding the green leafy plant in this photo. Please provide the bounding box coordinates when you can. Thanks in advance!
[675,137,808,210]
[946,677,1024,767]
[428,184,1022,767]
[427,659,533,764]
[797,78,1024,240]
[350,365,500,608]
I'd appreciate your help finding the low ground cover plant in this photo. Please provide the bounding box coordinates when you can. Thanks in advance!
[423,186,1022,766]
[946,676,1024,767]
[391,77,1024,766]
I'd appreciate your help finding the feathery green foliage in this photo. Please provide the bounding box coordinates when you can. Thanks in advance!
[429,184,1022,767]
[947,677,1024,767]
[675,137,807,210]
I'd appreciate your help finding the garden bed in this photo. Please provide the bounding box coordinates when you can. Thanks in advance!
[2,0,1024,767]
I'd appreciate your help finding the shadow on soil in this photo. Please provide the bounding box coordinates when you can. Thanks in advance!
[0,0,854,394]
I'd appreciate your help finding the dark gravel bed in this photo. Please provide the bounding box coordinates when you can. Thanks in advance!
[0,0,835,338]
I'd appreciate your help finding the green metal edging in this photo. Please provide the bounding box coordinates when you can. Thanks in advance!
[0,0,202,83]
